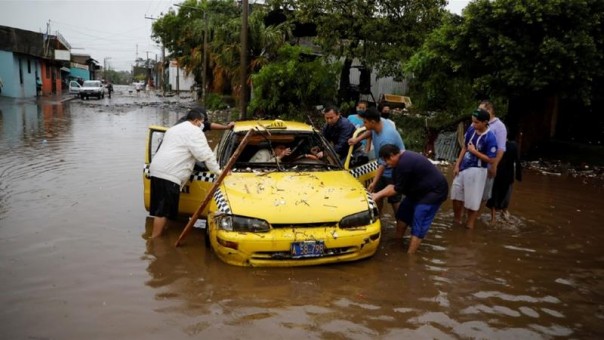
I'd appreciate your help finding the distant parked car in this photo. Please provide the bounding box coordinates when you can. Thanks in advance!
[80,80,105,100]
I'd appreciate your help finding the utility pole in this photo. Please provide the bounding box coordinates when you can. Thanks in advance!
[162,46,166,96]
[202,9,207,104]
[145,14,165,95]
[145,50,150,86]
[104,57,111,81]
[240,0,249,119]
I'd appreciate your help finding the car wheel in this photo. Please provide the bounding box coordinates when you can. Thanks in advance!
[80,94,84,100]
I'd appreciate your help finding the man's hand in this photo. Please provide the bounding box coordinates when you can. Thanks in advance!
[488,166,497,178]
[453,163,460,177]
[276,148,292,160]
[347,137,358,146]
[367,181,377,193]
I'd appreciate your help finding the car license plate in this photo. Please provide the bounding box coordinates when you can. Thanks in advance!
[291,241,325,258]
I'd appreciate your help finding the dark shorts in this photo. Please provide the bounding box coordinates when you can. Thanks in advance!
[375,176,402,204]
[150,177,181,219]
[396,198,442,239]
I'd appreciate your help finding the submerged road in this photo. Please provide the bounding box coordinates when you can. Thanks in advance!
[0,86,603,338]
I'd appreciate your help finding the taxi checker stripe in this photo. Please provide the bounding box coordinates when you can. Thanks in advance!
[190,171,217,183]
[348,160,379,178]
[213,188,231,214]
[142,165,217,184]
[366,191,377,211]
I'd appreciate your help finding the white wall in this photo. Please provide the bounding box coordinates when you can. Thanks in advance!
[168,61,195,92]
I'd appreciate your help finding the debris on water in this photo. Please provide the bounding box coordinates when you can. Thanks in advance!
[523,159,604,181]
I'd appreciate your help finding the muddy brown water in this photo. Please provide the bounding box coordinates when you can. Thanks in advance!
[1,91,603,339]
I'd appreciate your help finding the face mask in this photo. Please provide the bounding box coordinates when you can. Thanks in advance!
[356,109,365,115]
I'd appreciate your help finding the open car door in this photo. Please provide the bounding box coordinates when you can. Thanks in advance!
[343,127,378,187]
[69,81,81,95]
[143,126,214,217]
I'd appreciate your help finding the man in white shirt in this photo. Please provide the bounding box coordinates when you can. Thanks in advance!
[478,100,507,203]
[149,107,221,238]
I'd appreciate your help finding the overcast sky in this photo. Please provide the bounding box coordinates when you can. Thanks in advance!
[0,0,470,72]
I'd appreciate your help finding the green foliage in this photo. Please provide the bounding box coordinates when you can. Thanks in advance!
[393,115,429,152]
[204,92,228,110]
[268,0,447,79]
[152,0,288,98]
[249,45,340,117]
[406,0,604,114]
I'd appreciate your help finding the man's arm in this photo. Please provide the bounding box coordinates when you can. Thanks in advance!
[334,122,355,158]
[371,184,396,201]
[454,145,466,177]
[368,164,385,193]
[348,130,371,146]
[210,122,235,130]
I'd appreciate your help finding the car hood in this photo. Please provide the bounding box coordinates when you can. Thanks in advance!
[219,171,370,223]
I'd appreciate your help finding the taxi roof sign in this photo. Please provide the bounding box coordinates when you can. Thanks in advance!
[264,120,286,129]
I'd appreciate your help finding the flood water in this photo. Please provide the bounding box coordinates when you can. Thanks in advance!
[1,88,603,339]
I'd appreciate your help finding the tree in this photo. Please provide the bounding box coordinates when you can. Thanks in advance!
[406,0,604,143]
[267,0,447,103]
[249,44,340,117]
[152,0,289,107]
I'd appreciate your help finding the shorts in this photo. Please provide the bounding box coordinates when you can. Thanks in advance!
[150,177,181,219]
[396,198,442,239]
[450,167,487,211]
[482,177,494,201]
[375,176,402,204]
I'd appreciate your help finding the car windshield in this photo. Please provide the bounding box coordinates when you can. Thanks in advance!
[83,81,100,87]
[226,130,342,172]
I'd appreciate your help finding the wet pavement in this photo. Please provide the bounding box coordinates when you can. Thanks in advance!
[0,87,603,339]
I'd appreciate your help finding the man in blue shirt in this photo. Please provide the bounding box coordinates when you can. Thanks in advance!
[348,107,405,214]
[451,109,498,229]
[372,144,448,254]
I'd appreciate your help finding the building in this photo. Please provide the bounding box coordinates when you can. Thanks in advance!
[0,25,74,98]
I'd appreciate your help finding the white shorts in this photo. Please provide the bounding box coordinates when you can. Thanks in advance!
[450,167,488,211]
[482,177,495,201]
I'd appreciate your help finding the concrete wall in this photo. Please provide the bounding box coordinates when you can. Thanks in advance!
[168,62,195,92]
[0,51,40,98]
[0,50,10,96]
[348,66,408,102]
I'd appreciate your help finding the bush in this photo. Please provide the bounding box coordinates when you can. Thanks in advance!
[249,45,340,117]
[204,93,228,110]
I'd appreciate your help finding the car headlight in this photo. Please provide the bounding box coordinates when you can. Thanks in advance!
[339,209,378,229]
[215,215,270,233]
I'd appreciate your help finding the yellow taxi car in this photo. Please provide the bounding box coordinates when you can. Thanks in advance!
[143,120,380,267]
